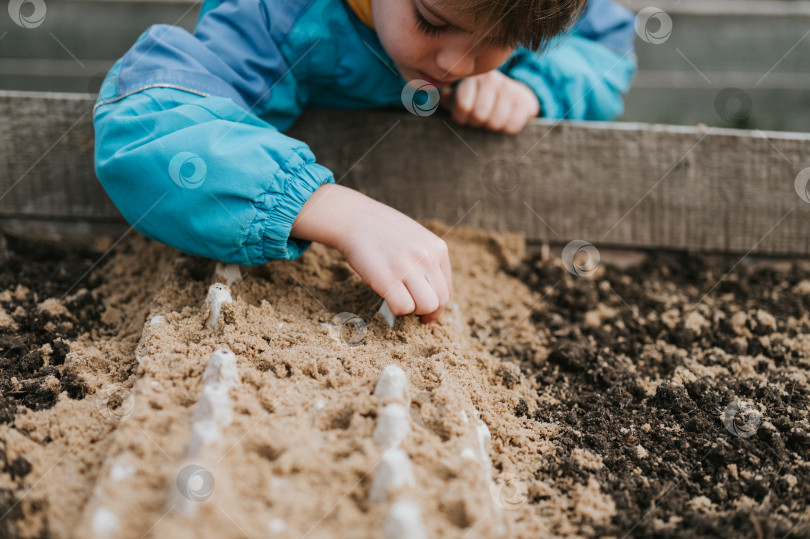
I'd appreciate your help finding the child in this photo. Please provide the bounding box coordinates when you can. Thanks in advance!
[93,0,636,324]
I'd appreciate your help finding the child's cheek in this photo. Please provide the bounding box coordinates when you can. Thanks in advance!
[385,37,425,79]
[479,48,514,74]
[372,0,434,80]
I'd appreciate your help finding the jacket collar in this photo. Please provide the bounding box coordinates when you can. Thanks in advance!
[345,0,374,29]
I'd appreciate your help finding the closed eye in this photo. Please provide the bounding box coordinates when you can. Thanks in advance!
[413,8,448,37]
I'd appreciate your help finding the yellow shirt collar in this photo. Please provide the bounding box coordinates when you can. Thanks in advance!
[346,0,375,29]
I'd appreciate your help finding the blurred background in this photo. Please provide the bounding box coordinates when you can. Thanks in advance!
[1,0,808,132]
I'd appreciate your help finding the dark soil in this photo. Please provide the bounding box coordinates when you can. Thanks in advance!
[0,233,107,537]
[502,252,810,538]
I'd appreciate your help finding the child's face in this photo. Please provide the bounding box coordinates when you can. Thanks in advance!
[371,0,514,87]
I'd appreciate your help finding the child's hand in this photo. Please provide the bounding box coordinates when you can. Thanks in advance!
[338,201,452,325]
[291,184,452,324]
[439,70,540,135]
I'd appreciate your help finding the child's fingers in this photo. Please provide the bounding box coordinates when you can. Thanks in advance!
[384,281,416,316]
[420,261,451,324]
[404,274,440,315]
[487,97,514,132]
[469,81,497,128]
[452,78,478,125]
[419,306,444,324]
[426,265,450,307]
[440,255,453,298]
[504,107,532,135]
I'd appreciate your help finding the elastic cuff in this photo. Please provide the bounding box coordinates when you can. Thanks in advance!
[246,152,335,264]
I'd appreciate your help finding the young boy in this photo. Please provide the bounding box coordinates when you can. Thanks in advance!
[93,0,636,324]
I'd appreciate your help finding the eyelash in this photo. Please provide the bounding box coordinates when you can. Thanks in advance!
[413,9,447,37]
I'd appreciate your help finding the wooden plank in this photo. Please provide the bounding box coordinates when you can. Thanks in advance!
[0,92,109,220]
[1,91,809,256]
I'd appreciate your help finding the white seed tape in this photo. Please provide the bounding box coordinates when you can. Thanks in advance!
[192,385,234,428]
[186,349,240,456]
[206,283,232,329]
[186,420,222,458]
[463,415,495,485]
[203,349,240,387]
[86,458,134,538]
[370,448,416,503]
[374,365,408,403]
[473,416,499,516]
[108,460,135,482]
[384,501,428,539]
[172,349,241,516]
[458,411,495,490]
[476,420,492,462]
[268,518,287,534]
[91,507,120,538]
[373,404,411,447]
[378,300,396,328]
[370,366,423,537]
[214,263,242,287]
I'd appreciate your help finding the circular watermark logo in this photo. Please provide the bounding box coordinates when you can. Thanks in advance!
[401,80,440,117]
[794,167,810,203]
[94,386,135,423]
[168,152,207,190]
[561,240,600,278]
[714,88,753,125]
[489,473,528,510]
[634,7,672,45]
[408,391,447,428]
[329,312,366,347]
[482,159,523,197]
[722,401,761,438]
[176,464,215,502]
[8,0,46,28]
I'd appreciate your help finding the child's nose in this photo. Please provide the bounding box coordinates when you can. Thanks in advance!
[435,42,476,80]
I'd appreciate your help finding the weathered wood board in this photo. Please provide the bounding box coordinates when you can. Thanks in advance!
[1,91,809,255]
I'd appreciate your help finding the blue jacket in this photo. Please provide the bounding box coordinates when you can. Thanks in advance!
[94,0,637,265]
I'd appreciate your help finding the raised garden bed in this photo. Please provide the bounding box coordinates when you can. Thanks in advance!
[0,54,809,534]
[0,224,808,537]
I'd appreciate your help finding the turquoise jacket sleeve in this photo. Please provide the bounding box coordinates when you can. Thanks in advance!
[93,0,336,265]
[94,86,334,265]
[505,0,637,121]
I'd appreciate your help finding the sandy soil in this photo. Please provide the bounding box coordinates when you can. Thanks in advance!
[0,223,807,538]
